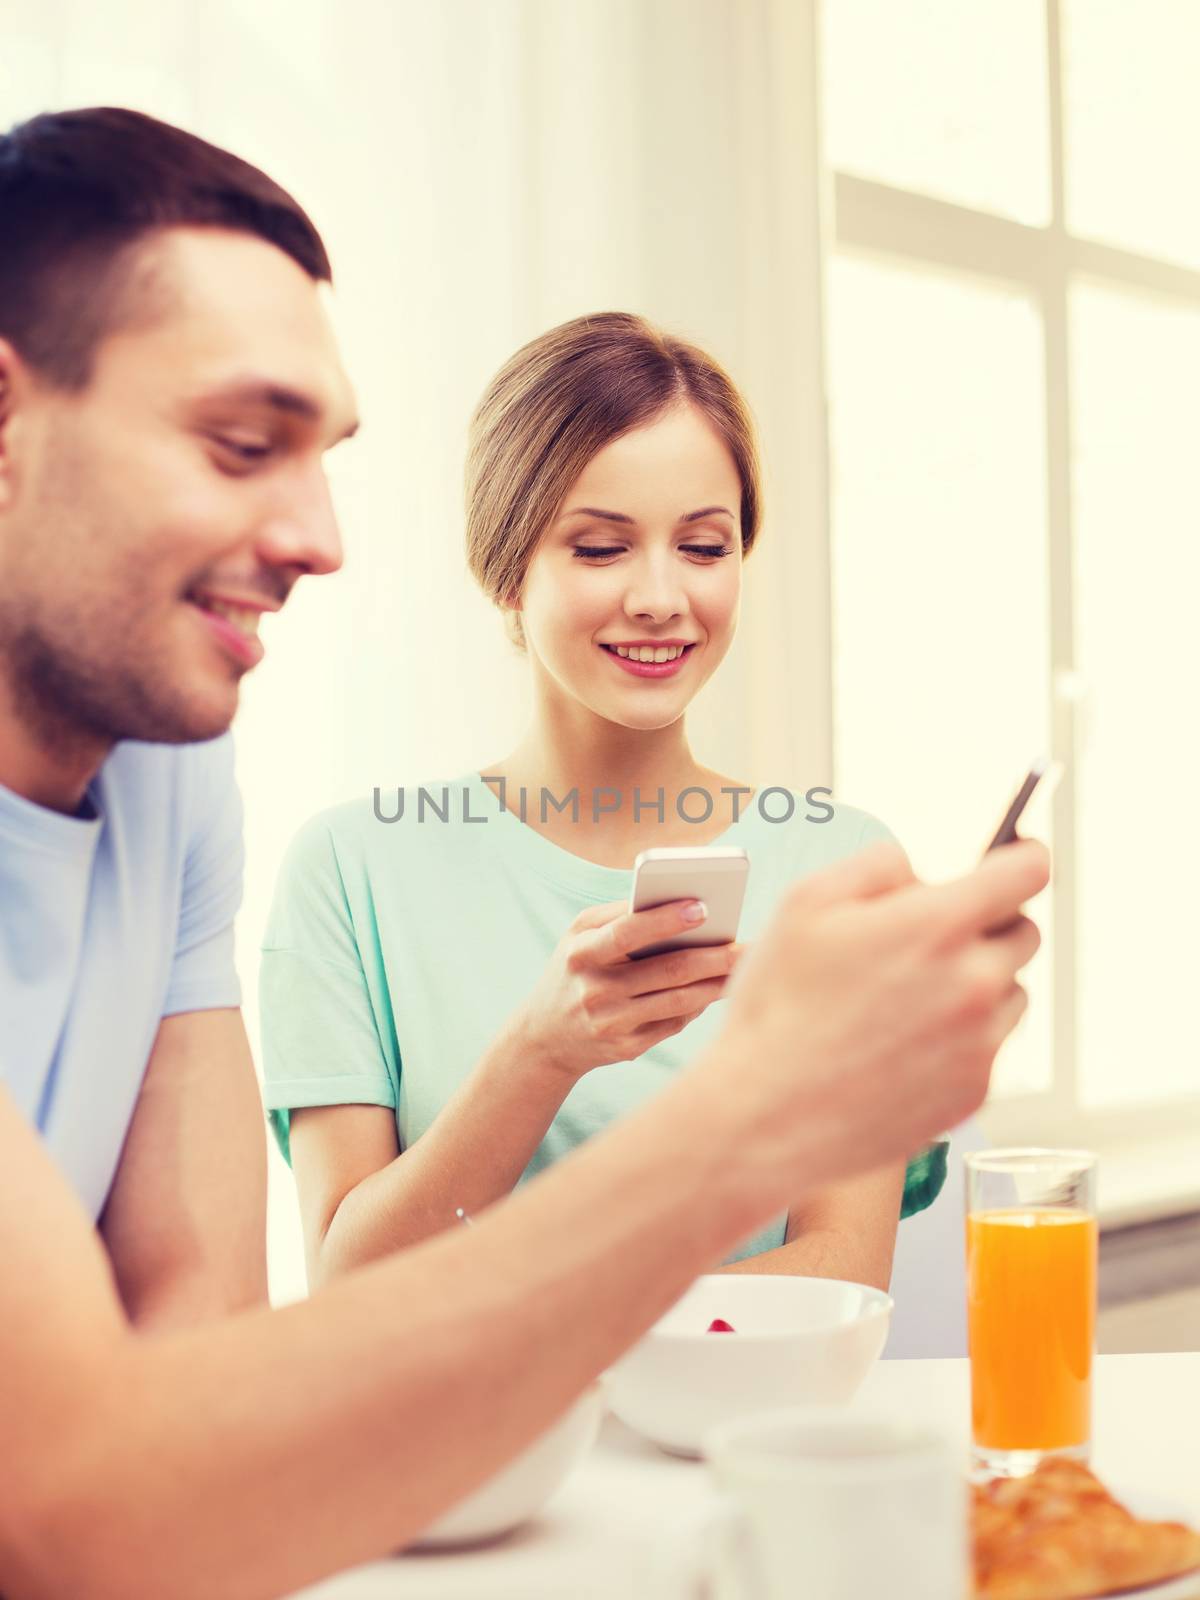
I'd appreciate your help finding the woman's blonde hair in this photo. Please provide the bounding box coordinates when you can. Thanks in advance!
[465,312,761,646]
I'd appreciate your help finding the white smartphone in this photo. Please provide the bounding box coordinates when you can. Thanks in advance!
[628,846,750,959]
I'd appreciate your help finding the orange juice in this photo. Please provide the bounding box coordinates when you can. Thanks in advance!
[966,1208,1097,1451]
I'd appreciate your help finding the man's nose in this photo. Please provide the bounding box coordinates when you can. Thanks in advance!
[255,472,344,578]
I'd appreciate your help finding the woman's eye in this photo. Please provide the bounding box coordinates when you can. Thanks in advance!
[571,543,732,562]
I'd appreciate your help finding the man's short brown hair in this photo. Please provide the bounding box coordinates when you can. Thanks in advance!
[0,106,332,389]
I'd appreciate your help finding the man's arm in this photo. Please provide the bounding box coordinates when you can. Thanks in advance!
[0,1072,782,1600]
[0,839,1048,1600]
[716,1164,906,1288]
[99,1009,267,1330]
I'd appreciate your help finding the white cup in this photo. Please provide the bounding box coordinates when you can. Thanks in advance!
[665,1408,968,1600]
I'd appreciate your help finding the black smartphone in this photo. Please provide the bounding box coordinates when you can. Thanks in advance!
[983,758,1060,854]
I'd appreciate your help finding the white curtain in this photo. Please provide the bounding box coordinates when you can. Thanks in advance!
[3,0,829,1299]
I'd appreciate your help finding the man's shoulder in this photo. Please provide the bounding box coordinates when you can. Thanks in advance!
[100,734,239,851]
[103,732,236,801]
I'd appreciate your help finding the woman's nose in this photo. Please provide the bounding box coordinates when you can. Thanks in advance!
[623,560,687,623]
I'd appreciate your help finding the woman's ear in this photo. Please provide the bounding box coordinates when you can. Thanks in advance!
[499,596,526,649]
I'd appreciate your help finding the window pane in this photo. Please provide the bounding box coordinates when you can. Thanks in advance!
[1070,282,1200,1108]
[822,0,1051,226]
[1063,0,1200,271]
[828,253,1052,1096]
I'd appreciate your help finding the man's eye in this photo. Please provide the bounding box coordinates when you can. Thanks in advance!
[572,546,624,560]
[211,435,273,464]
[680,545,731,559]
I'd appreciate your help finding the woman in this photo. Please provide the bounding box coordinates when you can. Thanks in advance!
[260,313,945,1289]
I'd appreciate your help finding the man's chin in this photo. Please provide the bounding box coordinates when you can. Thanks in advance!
[169,687,242,744]
[118,677,242,746]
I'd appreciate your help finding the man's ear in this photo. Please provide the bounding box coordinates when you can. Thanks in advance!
[0,340,27,510]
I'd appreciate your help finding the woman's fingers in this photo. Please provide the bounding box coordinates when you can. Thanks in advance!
[569,898,633,933]
[626,976,729,1027]
[584,899,711,965]
[629,1009,706,1050]
[620,941,741,997]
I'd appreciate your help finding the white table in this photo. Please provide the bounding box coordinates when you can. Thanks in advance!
[291,1354,1200,1599]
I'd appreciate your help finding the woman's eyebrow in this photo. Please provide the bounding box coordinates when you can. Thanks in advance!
[563,507,636,525]
[561,505,734,525]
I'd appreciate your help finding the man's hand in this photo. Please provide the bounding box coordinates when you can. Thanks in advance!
[702,839,1050,1194]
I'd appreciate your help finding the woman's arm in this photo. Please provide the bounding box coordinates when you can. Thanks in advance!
[291,1013,576,1283]
[292,896,742,1284]
[715,1163,906,1289]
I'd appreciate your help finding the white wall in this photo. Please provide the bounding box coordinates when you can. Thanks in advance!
[1,0,833,1299]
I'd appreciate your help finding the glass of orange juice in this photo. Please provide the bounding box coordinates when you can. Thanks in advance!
[965,1148,1097,1479]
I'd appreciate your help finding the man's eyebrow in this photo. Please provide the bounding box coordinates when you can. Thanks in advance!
[194,380,360,442]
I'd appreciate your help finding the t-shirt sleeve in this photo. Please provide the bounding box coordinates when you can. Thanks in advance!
[162,734,244,1018]
[259,812,396,1165]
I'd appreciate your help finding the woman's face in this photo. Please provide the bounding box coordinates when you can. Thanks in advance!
[515,403,744,732]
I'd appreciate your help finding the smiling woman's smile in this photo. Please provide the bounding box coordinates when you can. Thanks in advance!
[598,640,698,677]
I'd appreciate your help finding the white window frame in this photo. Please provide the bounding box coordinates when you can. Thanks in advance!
[823,0,1200,1158]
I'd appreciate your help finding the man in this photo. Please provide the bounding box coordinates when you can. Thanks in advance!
[0,108,1047,1599]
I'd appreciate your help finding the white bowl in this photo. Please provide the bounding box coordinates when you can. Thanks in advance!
[605,1275,892,1457]
[410,1384,604,1549]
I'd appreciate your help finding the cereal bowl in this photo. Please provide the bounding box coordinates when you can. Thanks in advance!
[411,1383,604,1548]
[605,1275,892,1457]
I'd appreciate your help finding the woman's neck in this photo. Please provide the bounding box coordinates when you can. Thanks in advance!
[483,710,750,868]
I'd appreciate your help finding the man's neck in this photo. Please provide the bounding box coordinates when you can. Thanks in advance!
[0,672,108,816]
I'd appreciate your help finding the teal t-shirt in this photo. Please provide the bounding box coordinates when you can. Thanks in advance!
[260,775,944,1262]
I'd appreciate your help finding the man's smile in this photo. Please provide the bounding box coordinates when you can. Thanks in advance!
[185,589,275,667]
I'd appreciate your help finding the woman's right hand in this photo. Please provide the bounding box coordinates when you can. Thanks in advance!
[511,899,743,1083]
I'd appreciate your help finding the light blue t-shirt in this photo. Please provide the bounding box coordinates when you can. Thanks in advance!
[0,735,244,1219]
[260,775,915,1262]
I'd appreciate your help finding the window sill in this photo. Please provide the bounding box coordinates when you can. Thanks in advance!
[1094,1135,1200,1232]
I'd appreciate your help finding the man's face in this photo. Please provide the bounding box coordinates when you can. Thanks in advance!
[0,226,357,747]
